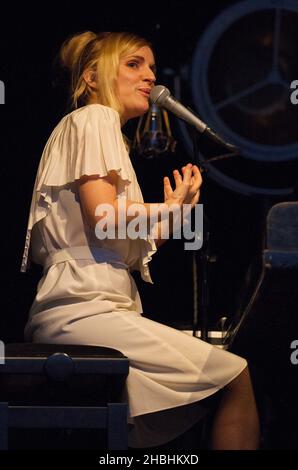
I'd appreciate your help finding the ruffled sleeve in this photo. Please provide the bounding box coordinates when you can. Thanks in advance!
[20,104,157,281]
[34,104,131,193]
[21,105,130,272]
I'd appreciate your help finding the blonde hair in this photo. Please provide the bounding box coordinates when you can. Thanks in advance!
[59,31,152,115]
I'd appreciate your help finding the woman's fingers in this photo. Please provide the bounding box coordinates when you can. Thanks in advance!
[174,164,202,205]
[183,165,202,187]
[173,169,182,186]
[163,176,173,199]
[164,164,198,206]
[181,164,193,185]
[192,165,202,179]
[192,165,202,189]
[182,166,194,186]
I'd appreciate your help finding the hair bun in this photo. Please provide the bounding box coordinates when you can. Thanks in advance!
[60,31,97,72]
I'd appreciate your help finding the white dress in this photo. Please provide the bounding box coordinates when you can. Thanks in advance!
[21,103,247,448]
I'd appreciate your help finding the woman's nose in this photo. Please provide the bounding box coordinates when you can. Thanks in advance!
[144,67,156,84]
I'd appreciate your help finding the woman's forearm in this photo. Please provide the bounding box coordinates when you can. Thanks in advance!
[93,198,180,243]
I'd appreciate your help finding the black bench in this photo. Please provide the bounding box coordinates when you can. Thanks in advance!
[0,343,129,450]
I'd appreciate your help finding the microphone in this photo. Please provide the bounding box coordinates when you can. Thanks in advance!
[133,103,176,158]
[149,85,239,152]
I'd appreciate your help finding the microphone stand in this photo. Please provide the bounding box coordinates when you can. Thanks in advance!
[190,128,240,343]
[190,128,211,342]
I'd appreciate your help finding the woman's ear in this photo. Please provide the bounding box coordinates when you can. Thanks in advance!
[83,69,98,90]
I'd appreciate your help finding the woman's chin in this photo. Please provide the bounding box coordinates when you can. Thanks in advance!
[123,104,150,122]
[135,105,150,118]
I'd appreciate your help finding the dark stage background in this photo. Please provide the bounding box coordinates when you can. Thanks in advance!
[0,0,297,343]
[0,0,298,451]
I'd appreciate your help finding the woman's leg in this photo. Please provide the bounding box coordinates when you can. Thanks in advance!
[211,366,260,450]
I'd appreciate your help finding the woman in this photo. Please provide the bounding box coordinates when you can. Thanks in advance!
[21,31,259,449]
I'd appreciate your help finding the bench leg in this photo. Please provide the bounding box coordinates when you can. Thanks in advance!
[0,402,8,450]
[107,403,128,450]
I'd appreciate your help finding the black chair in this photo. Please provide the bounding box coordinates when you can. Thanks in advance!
[226,202,298,448]
[0,343,129,450]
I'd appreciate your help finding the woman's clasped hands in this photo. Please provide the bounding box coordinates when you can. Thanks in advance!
[164,163,202,210]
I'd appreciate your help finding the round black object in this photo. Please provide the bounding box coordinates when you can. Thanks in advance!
[44,353,75,382]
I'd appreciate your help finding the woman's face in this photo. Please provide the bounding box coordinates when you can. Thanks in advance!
[116,46,156,124]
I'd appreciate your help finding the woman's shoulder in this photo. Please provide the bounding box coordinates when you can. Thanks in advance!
[68,104,120,125]
[45,104,122,151]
